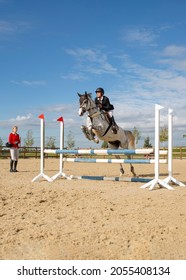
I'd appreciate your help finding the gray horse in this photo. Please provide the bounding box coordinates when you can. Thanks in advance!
[78,92,136,177]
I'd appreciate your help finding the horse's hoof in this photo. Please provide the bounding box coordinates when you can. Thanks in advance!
[120,168,125,175]
[93,138,99,144]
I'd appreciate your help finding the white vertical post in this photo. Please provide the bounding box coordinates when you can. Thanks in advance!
[32,114,53,182]
[154,104,161,182]
[51,117,70,180]
[141,104,174,190]
[163,109,185,186]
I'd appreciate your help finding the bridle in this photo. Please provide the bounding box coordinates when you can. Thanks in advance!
[79,95,97,117]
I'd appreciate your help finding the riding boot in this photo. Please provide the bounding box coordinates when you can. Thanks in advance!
[13,160,18,172]
[10,160,14,172]
[110,116,118,134]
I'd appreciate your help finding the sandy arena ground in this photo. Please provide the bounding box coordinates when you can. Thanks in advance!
[0,158,186,260]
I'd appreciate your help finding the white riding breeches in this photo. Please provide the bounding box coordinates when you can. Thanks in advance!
[107,110,113,117]
[10,148,19,161]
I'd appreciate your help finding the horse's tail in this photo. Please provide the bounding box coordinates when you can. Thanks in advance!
[127,130,136,150]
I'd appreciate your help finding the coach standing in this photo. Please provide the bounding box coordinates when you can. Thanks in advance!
[8,126,21,172]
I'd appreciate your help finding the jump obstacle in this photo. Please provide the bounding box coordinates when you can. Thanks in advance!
[32,105,185,190]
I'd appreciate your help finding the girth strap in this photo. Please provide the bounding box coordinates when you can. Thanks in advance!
[102,122,112,137]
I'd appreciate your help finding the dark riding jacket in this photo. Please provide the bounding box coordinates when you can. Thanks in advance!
[95,96,114,112]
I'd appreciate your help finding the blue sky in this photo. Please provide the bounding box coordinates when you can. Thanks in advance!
[1,0,186,148]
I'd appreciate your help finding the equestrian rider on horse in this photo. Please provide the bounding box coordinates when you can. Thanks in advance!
[95,87,118,134]
[86,87,118,143]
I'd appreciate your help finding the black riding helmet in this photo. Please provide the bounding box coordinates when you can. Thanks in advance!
[95,87,104,95]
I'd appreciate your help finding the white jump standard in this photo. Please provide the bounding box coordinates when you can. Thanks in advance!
[140,104,185,190]
[163,109,185,187]
[32,115,70,183]
[32,114,53,182]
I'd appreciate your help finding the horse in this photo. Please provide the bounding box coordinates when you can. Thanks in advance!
[77,92,136,177]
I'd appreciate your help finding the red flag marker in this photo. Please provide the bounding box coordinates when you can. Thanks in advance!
[57,116,63,122]
[38,114,44,119]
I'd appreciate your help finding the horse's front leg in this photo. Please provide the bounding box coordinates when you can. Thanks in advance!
[81,125,94,141]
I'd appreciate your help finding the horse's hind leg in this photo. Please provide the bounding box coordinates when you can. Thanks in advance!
[127,155,136,177]
[108,141,124,176]
[115,155,125,176]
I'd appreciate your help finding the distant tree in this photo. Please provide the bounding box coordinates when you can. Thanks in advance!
[143,136,152,148]
[0,137,3,147]
[24,129,34,147]
[160,126,168,147]
[66,130,75,149]
[101,141,108,148]
[133,126,141,145]
[45,136,56,148]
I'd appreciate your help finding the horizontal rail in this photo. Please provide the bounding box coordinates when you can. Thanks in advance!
[70,175,152,183]
[63,158,167,164]
[44,148,167,155]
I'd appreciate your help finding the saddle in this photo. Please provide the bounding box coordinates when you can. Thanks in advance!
[102,112,118,134]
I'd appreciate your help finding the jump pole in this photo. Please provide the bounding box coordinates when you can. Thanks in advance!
[70,175,151,183]
[51,117,70,181]
[32,114,53,182]
[163,109,185,187]
[140,104,174,190]
[44,148,167,156]
[62,158,167,164]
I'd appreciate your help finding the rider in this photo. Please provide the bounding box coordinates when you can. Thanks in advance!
[95,87,118,134]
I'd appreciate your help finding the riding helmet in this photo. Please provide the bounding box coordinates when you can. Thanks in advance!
[95,87,104,95]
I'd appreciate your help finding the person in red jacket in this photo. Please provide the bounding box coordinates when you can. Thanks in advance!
[8,126,21,172]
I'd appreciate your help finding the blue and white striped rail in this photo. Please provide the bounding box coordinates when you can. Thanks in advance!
[44,148,167,155]
[63,158,167,164]
[70,175,151,183]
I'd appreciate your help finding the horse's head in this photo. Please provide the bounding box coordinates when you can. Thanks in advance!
[77,91,93,116]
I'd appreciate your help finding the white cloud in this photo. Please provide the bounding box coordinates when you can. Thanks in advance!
[47,104,72,113]
[162,45,186,57]
[0,20,32,36]
[65,47,118,76]
[0,20,14,34]
[10,80,47,86]
[61,73,87,80]
[9,113,33,122]
[22,80,47,86]
[121,26,158,46]
[157,45,186,71]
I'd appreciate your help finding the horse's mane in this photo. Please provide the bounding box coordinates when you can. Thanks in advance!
[86,92,96,104]
[78,91,95,104]
[87,92,92,98]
